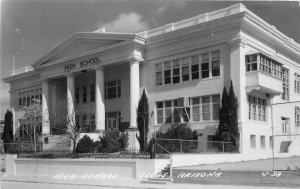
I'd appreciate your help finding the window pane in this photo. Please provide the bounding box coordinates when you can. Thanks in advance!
[192,98,200,105]
[203,96,210,103]
[157,101,163,108]
[191,55,199,64]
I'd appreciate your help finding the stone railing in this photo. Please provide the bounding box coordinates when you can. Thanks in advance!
[137,3,245,38]
[10,66,34,76]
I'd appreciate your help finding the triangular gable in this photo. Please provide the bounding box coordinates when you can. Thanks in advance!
[32,32,135,68]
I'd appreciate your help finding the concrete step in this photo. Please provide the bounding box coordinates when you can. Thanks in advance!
[141,180,167,184]
[148,177,171,182]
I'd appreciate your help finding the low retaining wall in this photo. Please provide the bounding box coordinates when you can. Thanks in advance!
[170,152,297,168]
[5,155,169,179]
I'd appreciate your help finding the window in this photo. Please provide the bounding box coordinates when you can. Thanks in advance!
[156,102,164,124]
[246,54,257,71]
[90,114,96,132]
[90,84,95,102]
[155,63,163,86]
[191,55,199,80]
[155,50,220,86]
[281,117,289,134]
[260,135,265,149]
[44,137,49,144]
[202,96,210,120]
[246,53,283,79]
[270,136,273,149]
[75,87,79,104]
[294,73,300,94]
[156,99,190,124]
[211,51,220,77]
[26,91,30,106]
[201,53,209,78]
[250,135,256,148]
[248,95,267,122]
[191,98,200,121]
[18,88,42,108]
[282,68,289,100]
[105,80,121,99]
[295,106,300,127]
[164,61,171,84]
[82,114,87,128]
[181,57,190,81]
[172,59,180,84]
[105,111,121,131]
[82,86,87,103]
[190,95,220,122]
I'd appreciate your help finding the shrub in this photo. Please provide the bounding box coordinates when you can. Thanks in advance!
[98,131,129,153]
[76,135,94,153]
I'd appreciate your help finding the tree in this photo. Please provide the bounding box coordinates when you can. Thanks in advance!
[3,110,13,152]
[49,101,89,153]
[19,99,43,152]
[136,89,150,152]
[216,81,239,152]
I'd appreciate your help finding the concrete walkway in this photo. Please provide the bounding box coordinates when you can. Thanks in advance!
[0,174,291,189]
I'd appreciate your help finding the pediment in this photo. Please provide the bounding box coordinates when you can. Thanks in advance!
[47,38,123,62]
[32,32,135,68]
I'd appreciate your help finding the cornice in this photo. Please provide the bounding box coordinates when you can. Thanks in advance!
[243,10,300,61]
[2,70,40,83]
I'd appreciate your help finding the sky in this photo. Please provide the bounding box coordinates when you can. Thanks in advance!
[0,0,300,119]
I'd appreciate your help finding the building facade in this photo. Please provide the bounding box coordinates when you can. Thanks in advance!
[3,4,300,157]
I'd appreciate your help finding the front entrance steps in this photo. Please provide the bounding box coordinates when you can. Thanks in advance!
[141,163,171,185]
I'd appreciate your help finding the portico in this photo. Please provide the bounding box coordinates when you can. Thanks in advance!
[35,33,145,150]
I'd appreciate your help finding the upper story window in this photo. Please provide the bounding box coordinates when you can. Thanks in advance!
[282,68,289,101]
[105,79,121,99]
[201,53,209,78]
[191,55,199,80]
[295,106,300,127]
[75,87,80,104]
[211,51,220,77]
[90,84,95,102]
[164,61,171,84]
[82,86,87,103]
[181,57,190,81]
[18,88,42,108]
[155,50,220,86]
[294,73,300,94]
[155,63,163,86]
[172,59,180,84]
[246,54,257,71]
[245,53,283,79]
[248,95,267,122]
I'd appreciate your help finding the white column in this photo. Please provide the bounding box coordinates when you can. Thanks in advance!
[42,80,50,134]
[129,60,140,128]
[66,74,75,125]
[95,67,105,131]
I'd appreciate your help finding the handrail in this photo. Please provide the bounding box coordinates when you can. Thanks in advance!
[155,143,171,154]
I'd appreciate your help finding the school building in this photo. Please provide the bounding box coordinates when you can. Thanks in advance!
[3,3,300,158]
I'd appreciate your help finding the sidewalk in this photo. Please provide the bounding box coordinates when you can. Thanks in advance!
[0,174,293,189]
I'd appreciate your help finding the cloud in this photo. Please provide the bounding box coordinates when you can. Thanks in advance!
[96,12,148,33]
[154,0,187,14]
